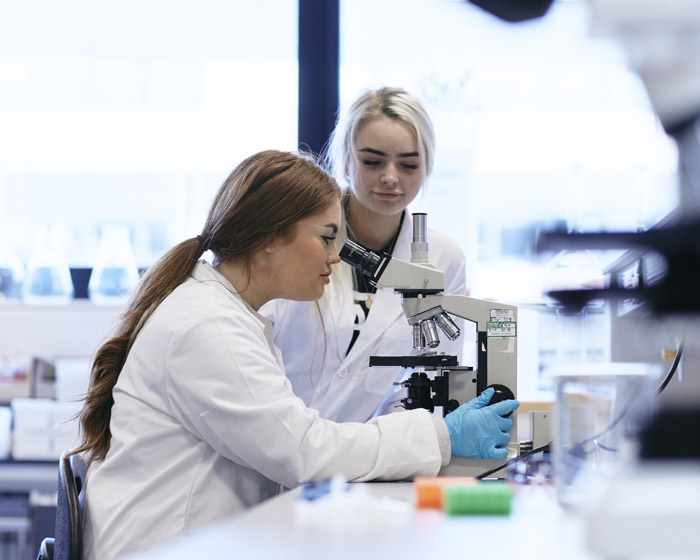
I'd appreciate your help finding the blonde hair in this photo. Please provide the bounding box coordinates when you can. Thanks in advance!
[324,86,436,189]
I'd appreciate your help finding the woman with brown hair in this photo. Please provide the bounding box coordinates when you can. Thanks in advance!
[74,149,517,560]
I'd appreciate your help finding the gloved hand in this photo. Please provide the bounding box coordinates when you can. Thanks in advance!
[444,387,520,460]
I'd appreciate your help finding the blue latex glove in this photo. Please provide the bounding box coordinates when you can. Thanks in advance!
[444,387,520,460]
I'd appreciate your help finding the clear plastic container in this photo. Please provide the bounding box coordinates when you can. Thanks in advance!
[550,362,660,512]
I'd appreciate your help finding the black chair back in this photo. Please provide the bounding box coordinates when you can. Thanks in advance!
[37,450,87,560]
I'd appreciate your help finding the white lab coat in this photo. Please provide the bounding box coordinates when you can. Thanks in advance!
[261,218,467,423]
[82,262,448,560]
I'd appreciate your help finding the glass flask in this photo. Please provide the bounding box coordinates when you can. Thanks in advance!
[0,237,24,301]
[88,225,140,306]
[21,224,74,305]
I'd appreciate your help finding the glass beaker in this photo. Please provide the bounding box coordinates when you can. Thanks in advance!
[550,362,659,512]
[88,225,140,306]
[21,224,74,305]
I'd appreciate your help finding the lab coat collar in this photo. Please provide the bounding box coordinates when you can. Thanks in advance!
[192,261,275,333]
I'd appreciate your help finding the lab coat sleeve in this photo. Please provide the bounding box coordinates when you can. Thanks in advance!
[163,304,443,488]
[432,416,452,466]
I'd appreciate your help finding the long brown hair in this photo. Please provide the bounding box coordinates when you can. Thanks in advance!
[73,150,340,465]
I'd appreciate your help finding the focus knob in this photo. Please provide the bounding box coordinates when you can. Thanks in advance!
[485,384,516,416]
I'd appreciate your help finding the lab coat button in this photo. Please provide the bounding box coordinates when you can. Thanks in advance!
[337,369,348,378]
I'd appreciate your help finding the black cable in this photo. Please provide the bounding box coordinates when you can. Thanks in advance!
[474,442,551,480]
[655,336,684,396]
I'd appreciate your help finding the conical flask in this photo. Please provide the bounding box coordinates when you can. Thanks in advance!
[88,225,140,306]
[21,224,74,305]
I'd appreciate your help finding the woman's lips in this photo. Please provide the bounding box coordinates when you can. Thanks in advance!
[373,191,402,200]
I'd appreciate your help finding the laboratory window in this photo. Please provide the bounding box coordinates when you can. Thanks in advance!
[0,0,298,279]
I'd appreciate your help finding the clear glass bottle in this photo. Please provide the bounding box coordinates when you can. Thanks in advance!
[21,223,74,305]
[88,225,140,306]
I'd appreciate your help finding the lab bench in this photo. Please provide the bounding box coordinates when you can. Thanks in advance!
[126,481,602,560]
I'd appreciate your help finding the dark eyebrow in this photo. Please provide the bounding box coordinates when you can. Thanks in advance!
[358,147,386,156]
[323,224,339,234]
[358,147,419,158]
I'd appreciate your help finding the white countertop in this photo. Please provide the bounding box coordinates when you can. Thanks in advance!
[125,481,603,560]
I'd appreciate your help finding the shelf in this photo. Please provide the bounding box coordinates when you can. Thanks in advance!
[0,302,122,358]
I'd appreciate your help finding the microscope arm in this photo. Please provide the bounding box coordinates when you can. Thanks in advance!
[401,294,517,400]
[374,255,445,293]
[401,294,515,331]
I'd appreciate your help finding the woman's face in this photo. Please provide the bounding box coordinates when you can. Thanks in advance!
[269,197,342,301]
[348,116,423,217]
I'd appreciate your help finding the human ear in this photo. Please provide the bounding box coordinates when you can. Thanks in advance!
[263,233,286,254]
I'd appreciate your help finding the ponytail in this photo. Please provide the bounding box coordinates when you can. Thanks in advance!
[71,149,339,465]
[72,237,205,464]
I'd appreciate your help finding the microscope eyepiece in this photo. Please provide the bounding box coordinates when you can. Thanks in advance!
[339,239,392,283]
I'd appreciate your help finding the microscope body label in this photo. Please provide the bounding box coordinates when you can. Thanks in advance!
[490,308,515,322]
[486,321,516,337]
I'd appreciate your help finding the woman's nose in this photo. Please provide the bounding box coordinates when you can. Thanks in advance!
[380,164,399,185]
[329,247,341,265]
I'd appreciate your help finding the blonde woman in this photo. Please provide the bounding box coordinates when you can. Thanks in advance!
[263,88,468,422]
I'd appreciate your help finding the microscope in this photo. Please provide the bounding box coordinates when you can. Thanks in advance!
[339,213,519,476]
